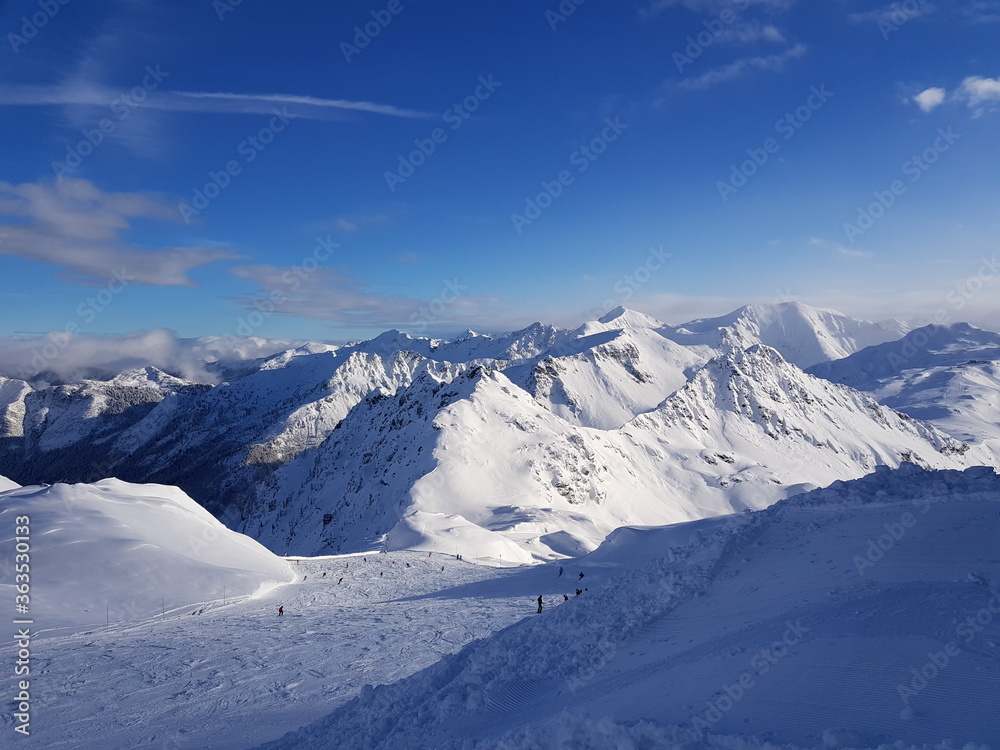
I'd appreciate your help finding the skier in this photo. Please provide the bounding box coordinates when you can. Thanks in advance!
[322,572,327,578]
[578,572,585,581]
[338,578,343,584]
[278,606,284,616]
[575,589,582,596]
[563,594,569,601]
[537,595,543,614]
[558,566,564,577]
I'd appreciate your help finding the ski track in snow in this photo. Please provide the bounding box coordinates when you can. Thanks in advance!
[0,552,572,750]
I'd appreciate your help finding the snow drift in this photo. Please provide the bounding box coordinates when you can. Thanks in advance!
[0,478,293,629]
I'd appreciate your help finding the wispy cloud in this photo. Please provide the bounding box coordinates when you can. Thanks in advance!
[642,0,794,19]
[320,213,393,233]
[808,237,873,260]
[849,2,935,24]
[0,84,435,121]
[718,22,786,44]
[171,91,435,120]
[965,1,1000,23]
[678,43,807,90]
[0,179,237,286]
[229,264,500,332]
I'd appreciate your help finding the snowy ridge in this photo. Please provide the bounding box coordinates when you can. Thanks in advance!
[809,323,1000,456]
[0,375,30,439]
[0,478,293,629]
[638,344,973,468]
[245,343,979,560]
[257,464,1000,750]
[663,301,910,369]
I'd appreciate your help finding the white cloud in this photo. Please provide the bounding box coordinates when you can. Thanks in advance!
[0,179,237,285]
[909,76,1000,116]
[678,43,807,90]
[914,87,947,112]
[958,76,1000,106]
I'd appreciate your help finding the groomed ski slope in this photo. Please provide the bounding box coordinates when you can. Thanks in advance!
[258,464,1000,750]
[2,465,998,750]
[0,542,573,749]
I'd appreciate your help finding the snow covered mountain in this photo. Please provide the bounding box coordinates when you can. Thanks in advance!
[0,478,293,629]
[662,301,909,369]
[245,343,977,559]
[0,303,991,560]
[810,323,1000,454]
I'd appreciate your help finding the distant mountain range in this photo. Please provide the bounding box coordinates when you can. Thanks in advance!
[1,302,996,559]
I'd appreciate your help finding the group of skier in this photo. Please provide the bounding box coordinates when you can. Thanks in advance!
[537,569,589,612]
[277,552,466,616]
[278,556,587,619]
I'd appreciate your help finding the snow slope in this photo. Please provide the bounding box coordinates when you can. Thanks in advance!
[0,478,294,629]
[258,464,1000,750]
[810,324,1000,461]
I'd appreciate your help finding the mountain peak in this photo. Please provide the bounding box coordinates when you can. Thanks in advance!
[596,307,664,329]
[664,302,909,369]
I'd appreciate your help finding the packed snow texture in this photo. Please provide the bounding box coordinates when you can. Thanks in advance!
[0,478,294,629]
[257,464,1000,750]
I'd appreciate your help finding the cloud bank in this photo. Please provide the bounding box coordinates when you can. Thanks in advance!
[0,179,237,286]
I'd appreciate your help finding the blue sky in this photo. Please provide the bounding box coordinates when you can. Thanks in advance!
[1,0,999,346]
